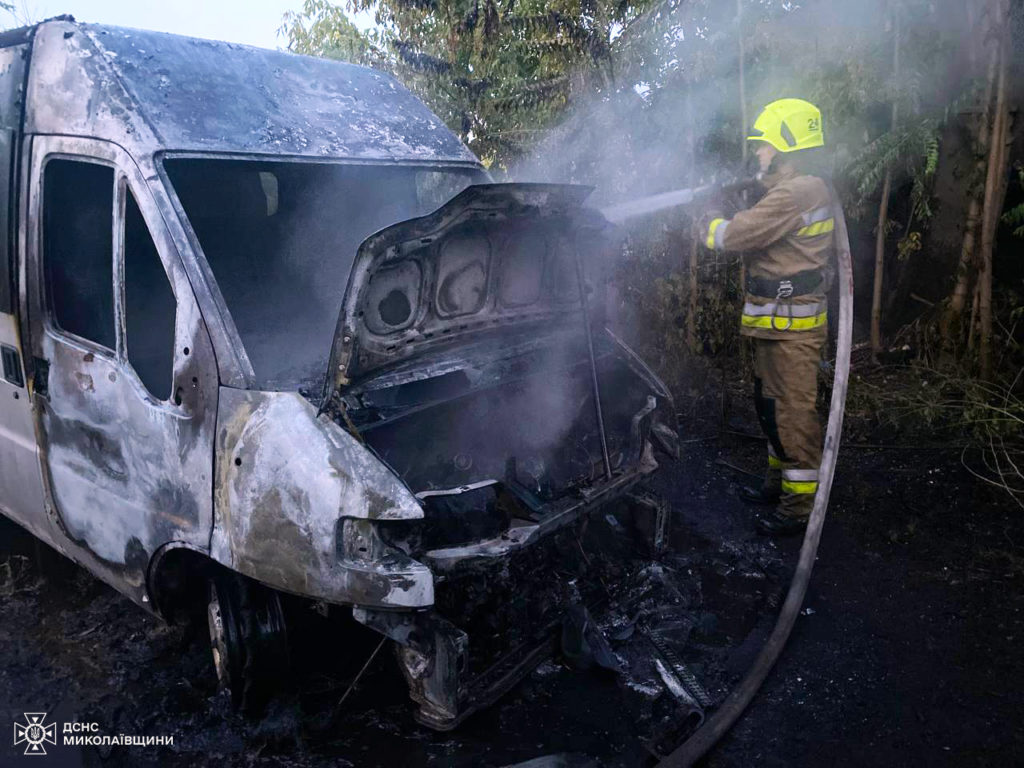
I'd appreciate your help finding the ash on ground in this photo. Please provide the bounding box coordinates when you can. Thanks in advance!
[6,432,1020,767]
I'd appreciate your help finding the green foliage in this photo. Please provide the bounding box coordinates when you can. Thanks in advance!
[1002,202,1024,237]
[763,0,960,243]
[1002,168,1024,238]
[283,0,662,168]
[281,0,383,67]
[897,230,922,262]
[843,117,941,223]
[280,0,385,67]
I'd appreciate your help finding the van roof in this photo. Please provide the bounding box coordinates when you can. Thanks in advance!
[24,20,477,164]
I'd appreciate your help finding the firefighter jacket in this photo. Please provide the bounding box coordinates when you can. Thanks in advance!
[704,167,834,341]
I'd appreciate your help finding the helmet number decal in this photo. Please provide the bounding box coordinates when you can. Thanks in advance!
[807,117,820,132]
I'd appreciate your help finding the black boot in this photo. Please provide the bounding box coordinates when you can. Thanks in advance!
[756,508,808,537]
[739,485,781,505]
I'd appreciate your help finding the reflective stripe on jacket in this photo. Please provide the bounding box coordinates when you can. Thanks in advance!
[704,168,834,340]
[741,300,827,331]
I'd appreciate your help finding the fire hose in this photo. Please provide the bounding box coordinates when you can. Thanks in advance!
[656,182,855,766]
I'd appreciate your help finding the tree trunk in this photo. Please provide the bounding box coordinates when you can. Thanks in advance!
[978,8,1009,380]
[870,5,901,363]
[968,278,980,352]
[942,196,980,349]
[871,170,894,362]
[941,7,1000,351]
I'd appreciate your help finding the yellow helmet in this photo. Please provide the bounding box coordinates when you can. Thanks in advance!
[747,98,824,153]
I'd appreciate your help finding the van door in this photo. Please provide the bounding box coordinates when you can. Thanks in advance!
[24,137,218,600]
[0,123,49,541]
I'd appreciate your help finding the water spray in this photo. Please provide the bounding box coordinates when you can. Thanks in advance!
[599,178,761,224]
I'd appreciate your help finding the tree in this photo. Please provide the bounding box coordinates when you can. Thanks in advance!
[977,0,1011,379]
[281,0,383,68]
[0,1,35,28]
[282,0,662,168]
[870,5,900,364]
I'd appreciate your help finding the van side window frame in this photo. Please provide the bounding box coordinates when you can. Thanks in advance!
[40,154,119,357]
[116,172,179,403]
[32,138,185,409]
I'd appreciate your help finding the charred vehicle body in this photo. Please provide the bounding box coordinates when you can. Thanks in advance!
[0,20,677,728]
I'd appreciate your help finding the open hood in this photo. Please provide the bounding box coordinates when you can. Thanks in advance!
[328,183,609,391]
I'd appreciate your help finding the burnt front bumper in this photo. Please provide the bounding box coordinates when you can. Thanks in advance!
[353,605,558,730]
[352,453,658,730]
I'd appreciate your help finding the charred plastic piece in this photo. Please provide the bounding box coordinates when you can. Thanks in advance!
[561,604,624,673]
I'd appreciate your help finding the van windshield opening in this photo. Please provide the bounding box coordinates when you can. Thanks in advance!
[163,158,485,392]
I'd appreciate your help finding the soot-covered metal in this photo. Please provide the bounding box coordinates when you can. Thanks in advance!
[29,22,477,162]
[318,184,679,727]
[1,18,682,730]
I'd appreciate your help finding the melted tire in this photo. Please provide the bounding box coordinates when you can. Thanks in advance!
[207,572,290,716]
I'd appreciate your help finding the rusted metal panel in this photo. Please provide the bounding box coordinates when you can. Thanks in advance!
[211,387,434,608]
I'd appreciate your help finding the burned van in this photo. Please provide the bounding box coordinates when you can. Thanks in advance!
[0,19,677,728]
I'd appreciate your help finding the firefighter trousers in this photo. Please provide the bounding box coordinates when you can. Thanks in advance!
[751,331,825,519]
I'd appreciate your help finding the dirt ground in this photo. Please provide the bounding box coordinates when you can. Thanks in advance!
[1,406,1023,767]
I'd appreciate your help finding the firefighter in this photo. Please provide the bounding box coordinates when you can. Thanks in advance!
[703,98,834,536]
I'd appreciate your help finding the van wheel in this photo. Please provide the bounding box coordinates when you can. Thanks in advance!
[207,573,290,715]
